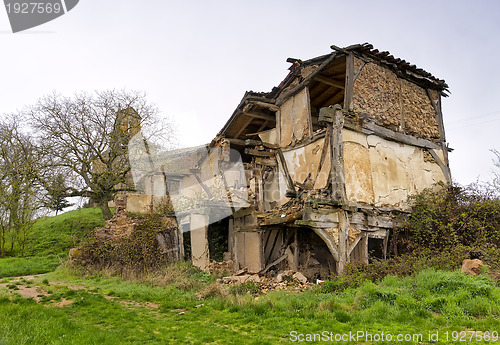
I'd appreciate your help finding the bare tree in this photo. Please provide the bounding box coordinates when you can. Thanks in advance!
[29,90,174,220]
[0,117,41,256]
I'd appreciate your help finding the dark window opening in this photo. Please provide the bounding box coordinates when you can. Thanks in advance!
[368,237,384,262]
[181,223,191,261]
[296,228,336,279]
[207,217,229,262]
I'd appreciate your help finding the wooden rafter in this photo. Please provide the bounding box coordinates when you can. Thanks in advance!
[323,89,345,107]
[234,117,253,139]
[314,75,345,89]
[244,111,276,122]
[313,87,341,107]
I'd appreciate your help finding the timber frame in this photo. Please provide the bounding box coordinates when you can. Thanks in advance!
[140,43,451,279]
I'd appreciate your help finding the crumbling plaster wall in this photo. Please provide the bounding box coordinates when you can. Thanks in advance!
[233,215,264,273]
[352,57,440,140]
[277,136,331,205]
[343,128,446,209]
[279,88,310,146]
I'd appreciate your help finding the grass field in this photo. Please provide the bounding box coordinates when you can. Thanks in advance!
[0,255,62,278]
[0,208,499,344]
[0,264,498,344]
[0,208,103,279]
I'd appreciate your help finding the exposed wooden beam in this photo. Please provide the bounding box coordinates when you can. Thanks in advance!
[259,254,287,274]
[343,117,441,150]
[305,86,313,139]
[344,53,354,111]
[348,233,363,256]
[276,148,296,193]
[330,105,347,204]
[312,86,339,106]
[225,138,246,146]
[429,148,452,184]
[426,89,445,141]
[244,111,276,122]
[353,61,367,82]
[245,139,279,149]
[193,174,213,199]
[314,75,345,89]
[255,157,277,167]
[260,210,303,226]
[247,100,279,112]
[256,120,270,133]
[277,52,339,106]
[234,117,253,139]
[244,148,274,157]
[324,89,345,107]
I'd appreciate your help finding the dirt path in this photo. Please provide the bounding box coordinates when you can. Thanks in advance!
[0,274,159,309]
[0,275,50,302]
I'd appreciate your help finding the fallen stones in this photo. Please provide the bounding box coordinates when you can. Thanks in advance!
[221,274,261,284]
[208,260,235,277]
[218,269,312,295]
[293,271,308,284]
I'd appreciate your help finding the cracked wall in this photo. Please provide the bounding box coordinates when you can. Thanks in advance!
[343,128,446,209]
[277,136,330,205]
[279,88,310,146]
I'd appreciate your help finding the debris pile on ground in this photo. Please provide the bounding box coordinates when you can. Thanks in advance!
[207,260,235,277]
[217,268,314,294]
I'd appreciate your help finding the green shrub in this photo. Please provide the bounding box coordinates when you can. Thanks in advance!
[74,213,170,272]
[401,182,500,251]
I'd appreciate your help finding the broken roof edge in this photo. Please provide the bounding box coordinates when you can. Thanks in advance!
[336,42,449,91]
[212,90,277,146]
[214,43,449,144]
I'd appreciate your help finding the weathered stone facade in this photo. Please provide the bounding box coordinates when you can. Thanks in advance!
[353,59,440,140]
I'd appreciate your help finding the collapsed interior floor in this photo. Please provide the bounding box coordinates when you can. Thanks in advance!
[261,227,336,280]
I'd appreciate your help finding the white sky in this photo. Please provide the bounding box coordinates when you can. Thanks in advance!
[1,0,499,186]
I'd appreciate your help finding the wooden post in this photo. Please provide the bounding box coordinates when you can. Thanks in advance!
[319,104,349,274]
[360,233,369,265]
[318,104,346,203]
[336,210,350,274]
[344,53,354,111]
[305,86,313,139]
[426,89,451,182]
[330,105,347,204]
[293,228,299,271]
[383,230,389,260]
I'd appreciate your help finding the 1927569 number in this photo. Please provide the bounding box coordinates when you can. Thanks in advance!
[444,331,499,342]
[6,2,62,14]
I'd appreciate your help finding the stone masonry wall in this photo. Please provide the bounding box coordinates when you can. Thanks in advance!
[353,58,440,140]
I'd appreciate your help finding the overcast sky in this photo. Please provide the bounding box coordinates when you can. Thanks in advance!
[1,0,499,186]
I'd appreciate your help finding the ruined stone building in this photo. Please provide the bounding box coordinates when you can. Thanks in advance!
[126,43,451,279]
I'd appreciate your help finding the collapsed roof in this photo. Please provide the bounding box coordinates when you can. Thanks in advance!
[215,42,448,146]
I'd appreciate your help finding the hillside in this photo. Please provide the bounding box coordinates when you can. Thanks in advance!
[26,208,107,257]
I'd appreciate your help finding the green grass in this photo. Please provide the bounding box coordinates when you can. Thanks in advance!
[0,266,498,344]
[0,255,62,278]
[25,208,106,256]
